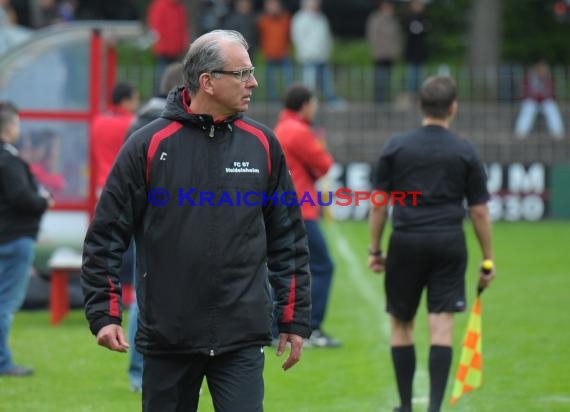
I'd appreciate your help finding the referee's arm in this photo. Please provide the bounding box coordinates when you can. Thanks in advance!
[369,138,395,272]
[368,203,388,272]
[469,203,493,261]
[469,203,496,288]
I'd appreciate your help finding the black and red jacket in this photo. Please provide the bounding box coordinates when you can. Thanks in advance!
[81,87,311,355]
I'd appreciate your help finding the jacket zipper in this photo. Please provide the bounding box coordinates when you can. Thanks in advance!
[209,125,215,138]
[209,349,215,356]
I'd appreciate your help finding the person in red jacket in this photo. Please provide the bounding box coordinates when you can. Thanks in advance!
[274,84,341,347]
[147,0,189,94]
[91,82,139,343]
[91,82,139,195]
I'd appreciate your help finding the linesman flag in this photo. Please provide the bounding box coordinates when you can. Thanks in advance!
[450,294,483,406]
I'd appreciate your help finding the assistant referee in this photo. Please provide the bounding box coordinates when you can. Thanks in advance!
[368,75,495,412]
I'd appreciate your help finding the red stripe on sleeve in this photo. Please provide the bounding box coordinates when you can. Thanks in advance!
[107,275,120,318]
[146,121,183,182]
[234,119,271,175]
[282,275,296,323]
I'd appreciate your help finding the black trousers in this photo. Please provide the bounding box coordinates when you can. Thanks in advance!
[142,345,265,412]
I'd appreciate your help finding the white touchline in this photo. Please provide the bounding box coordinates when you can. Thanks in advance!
[327,223,387,338]
[327,222,429,406]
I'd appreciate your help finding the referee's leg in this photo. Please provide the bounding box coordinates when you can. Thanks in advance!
[385,231,428,412]
[206,345,265,412]
[426,231,466,412]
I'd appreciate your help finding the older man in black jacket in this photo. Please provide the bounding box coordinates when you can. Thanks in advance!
[81,30,311,412]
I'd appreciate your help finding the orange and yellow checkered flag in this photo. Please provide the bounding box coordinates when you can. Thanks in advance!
[450,296,482,406]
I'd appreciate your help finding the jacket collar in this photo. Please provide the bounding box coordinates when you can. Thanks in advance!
[2,142,19,156]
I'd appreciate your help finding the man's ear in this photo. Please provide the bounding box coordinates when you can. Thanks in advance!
[449,100,458,117]
[200,73,215,96]
[298,100,310,118]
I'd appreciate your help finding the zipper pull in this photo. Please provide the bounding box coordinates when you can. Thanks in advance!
[209,349,215,356]
[209,125,215,138]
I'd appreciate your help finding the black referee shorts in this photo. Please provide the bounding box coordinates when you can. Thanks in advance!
[143,345,265,412]
[385,230,467,322]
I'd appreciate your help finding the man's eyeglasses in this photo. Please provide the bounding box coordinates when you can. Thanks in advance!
[211,67,255,82]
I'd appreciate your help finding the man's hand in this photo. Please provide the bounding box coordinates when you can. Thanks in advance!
[96,324,129,353]
[39,187,55,208]
[478,264,496,290]
[275,333,304,371]
[368,254,386,273]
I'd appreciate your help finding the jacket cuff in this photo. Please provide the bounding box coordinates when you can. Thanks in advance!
[89,316,122,336]
[278,322,311,339]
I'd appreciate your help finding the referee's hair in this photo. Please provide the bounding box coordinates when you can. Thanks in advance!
[420,75,457,119]
[284,83,313,112]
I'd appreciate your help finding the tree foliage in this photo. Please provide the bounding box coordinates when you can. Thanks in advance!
[423,0,471,64]
[502,0,570,64]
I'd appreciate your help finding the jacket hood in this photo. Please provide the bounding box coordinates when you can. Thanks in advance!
[162,86,242,128]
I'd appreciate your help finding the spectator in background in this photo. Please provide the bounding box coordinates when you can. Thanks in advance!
[32,0,60,28]
[147,0,189,95]
[257,0,293,101]
[197,0,230,35]
[124,61,184,394]
[91,82,139,195]
[0,0,11,18]
[366,0,402,104]
[0,2,32,54]
[274,84,341,348]
[222,0,258,63]
[402,0,429,101]
[74,0,138,20]
[91,82,139,332]
[128,63,183,137]
[25,130,67,195]
[7,0,31,27]
[58,0,77,23]
[292,0,345,108]
[31,0,77,28]
[514,59,565,139]
[0,101,53,377]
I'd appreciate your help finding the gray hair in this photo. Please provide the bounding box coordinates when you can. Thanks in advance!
[182,30,249,95]
[0,100,18,137]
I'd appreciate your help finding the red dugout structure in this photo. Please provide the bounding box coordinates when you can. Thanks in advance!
[0,21,147,273]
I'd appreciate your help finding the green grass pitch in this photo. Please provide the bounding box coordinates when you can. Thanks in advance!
[2,221,569,411]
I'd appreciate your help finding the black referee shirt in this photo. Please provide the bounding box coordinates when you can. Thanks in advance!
[372,125,489,232]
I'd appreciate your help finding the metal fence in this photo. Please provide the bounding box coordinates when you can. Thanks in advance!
[118,62,570,165]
